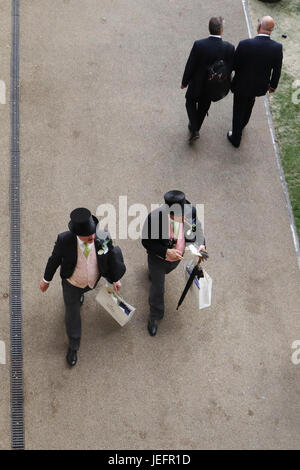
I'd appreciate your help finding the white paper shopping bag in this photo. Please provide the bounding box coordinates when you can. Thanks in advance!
[96,284,136,326]
[199,270,212,309]
[184,260,212,309]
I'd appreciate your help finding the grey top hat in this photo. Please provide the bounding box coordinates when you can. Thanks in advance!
[68,208,98,236]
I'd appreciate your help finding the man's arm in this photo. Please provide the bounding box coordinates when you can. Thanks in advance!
[185,206,205,248]
[43,235,63,283]
[270,44,283,91]
[141,212,168,259]
[105,245,126,286]
[232,41,244,73]
[142,238,168,259]
[227,43,236,75]
[181,42,198,88]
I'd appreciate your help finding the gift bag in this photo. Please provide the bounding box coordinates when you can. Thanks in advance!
[184,259,212,309]
[199,269,212,309]
[96,284,136,326]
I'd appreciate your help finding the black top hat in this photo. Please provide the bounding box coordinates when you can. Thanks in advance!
[164,190,187,215]
[68,208,98,236]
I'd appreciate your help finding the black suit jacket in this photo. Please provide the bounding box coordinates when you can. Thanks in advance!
[44,231,126,286]
[231,36,283,97]
[141,204,205,259]
[182,36,235,100]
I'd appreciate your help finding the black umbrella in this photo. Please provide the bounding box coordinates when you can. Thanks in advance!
[176,250,209,310]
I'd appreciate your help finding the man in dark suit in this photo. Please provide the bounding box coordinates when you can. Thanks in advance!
[181,17,235,142]
[228,16,283,148]
[142,190,206,336]
[40,208,126,366]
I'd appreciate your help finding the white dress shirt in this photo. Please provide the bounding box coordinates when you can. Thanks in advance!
[76,237,94,253]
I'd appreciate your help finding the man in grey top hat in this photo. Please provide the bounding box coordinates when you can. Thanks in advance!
[142,191,206,336]
[40,208,126,366]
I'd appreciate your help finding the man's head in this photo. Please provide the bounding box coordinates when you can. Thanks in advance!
[257,16,275,35]
[68,207,98,242]
[209,16,224,36]
[164,190,186,222]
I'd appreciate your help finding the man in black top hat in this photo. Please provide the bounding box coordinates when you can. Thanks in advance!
[40,208,126,366]
[142,191,206,336]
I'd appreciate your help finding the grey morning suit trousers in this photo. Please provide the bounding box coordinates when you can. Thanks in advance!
[62,279,92,351]
[148,254,180,320]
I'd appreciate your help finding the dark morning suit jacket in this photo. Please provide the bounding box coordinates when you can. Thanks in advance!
[182,36,235,100]
[231,36,283,97]
[141,204,205,259]
[44,231,126,286]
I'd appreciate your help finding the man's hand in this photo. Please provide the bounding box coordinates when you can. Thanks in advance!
[40,279,50,292]
[167,249,184,261]
[268,87,276,93]
[180,84,187,89]
[113,281,121,291]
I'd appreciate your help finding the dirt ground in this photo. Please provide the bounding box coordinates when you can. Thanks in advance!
[248,0,299,80]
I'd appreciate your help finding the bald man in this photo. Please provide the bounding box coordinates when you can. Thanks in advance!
[228,16,283,148]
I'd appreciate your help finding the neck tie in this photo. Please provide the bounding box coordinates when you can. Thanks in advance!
[83,242,91,259]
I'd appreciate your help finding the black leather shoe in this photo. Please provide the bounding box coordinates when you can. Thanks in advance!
[147,318,158,336]
[80,294,84,306]
[66,348,77,367]
[227,131,239,148]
